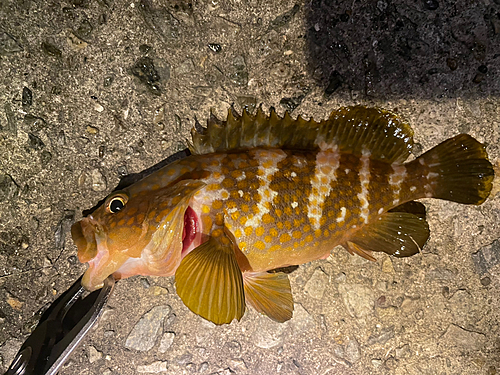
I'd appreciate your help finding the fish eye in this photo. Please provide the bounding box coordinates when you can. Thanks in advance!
[106,193,128,214]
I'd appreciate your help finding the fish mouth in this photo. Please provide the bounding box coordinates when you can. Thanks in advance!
[182,206,201,257]
[71,218,126,291]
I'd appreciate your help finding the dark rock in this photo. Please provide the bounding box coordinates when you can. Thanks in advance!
[208,43,222,53]
[367,326,395,346]
[75,19,93,40]
[3,103,17,135]
[480,276,491,286]
[279,95,304,113]
[423,0,439,10]
[0,174,19,202]
[472,240,500,274]
[28,133,45,150]
[478,65,488,74]
[22,87,33,107]
[131,56,166,96]
[40,150,52,166]
[325,71,343,96]
[0,32,23,55]
[446,58,458,71]
[54,211,75,249]
[228,55,248,86]
[41,41,62,57]
[268,4,300,31]
[139,44,152,54]
[473,73,485,83]
[24,114,46,132]
[103,76,114,87]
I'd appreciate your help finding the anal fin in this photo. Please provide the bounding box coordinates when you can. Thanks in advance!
[344,210,430,258]
[175,235,245,325]
[243,271,294,323]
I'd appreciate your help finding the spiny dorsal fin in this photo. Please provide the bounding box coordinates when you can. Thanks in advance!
[243,271,294,323]
[175,235,245,325]
[189,106,414,163]
[345,210,430,258]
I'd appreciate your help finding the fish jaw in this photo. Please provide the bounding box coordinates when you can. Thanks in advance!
[72,218,128,290]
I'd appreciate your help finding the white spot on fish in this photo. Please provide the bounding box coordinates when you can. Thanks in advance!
[378,208,384,215]
[291,172,297,178]
[245,149,287,228]
[308,149,340,230]
[357,149,371,224]
[410,186,417,192]
[345,169,350,174]
[236,171,246,181]
[389,163,407,206]
[336,207,346,223]
[291,201,298,208]
[238,190,244,197]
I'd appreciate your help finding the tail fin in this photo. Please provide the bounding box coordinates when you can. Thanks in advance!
[416,134,494,205]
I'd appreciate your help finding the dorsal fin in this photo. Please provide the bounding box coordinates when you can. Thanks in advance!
[189,106,414,163]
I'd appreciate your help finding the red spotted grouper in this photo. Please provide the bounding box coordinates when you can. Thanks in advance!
[71,106,494,324]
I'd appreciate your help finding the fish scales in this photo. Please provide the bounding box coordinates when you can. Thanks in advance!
[72,106,494,325]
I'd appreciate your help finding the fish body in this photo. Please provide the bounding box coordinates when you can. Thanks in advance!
[72,106,494,324]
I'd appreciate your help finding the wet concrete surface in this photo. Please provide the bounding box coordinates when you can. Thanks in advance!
[1,0,499,374]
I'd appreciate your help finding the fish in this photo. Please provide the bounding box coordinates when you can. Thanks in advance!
[71,106,494,325]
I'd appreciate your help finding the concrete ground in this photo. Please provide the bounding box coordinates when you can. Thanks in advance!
[1,0,499,374]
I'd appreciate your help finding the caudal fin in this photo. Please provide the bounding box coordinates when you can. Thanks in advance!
[416,134,494,205]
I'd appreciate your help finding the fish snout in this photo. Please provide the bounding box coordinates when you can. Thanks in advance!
[71,219,98,263]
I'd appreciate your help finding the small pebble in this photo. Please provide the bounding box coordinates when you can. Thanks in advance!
[478,65,488,74]
[446,58,458,71]
[140,278,151,288]
[208,43,222,53]
[423,0,439,10]
[473,73,485,84]
[480,276,491,286]
[86,125,99,134]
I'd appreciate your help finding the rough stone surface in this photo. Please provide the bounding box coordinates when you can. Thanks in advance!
[338,284,374,318]
[442,324,487,350]
[1,1,500,374]
[125,305,171,351]
[303,268,329,299]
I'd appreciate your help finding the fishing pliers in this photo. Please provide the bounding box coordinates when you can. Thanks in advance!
[4,275,115,375]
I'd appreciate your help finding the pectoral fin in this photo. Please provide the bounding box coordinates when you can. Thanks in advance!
[345,210,430,258]
[175,235,245,325]
[243,271,293,323]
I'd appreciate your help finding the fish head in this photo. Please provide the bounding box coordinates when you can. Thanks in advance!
[72,180,205,291]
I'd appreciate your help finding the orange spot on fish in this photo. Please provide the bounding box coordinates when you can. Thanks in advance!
[127,217,135,225]
[239,241,247,251]
[136,213,145,223]
[231,211,240,221]
[212,228,223,237]
[305,234,314,242]
[255,227,264,236]
[263,214,274,224]
[117,219,125,226]
[202,205,211,214]
[172,196,182,205]
[315,229,322,238]
[293,231,302,239]
[269,244,281,252]
[303,225,311,232]
[280,233,291,243]
[254,240,266,250]
[109,221,116,229]
[234,228,242,238]
[242,204,249,213]
[212,200,223,210]
[245,226,254,236]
